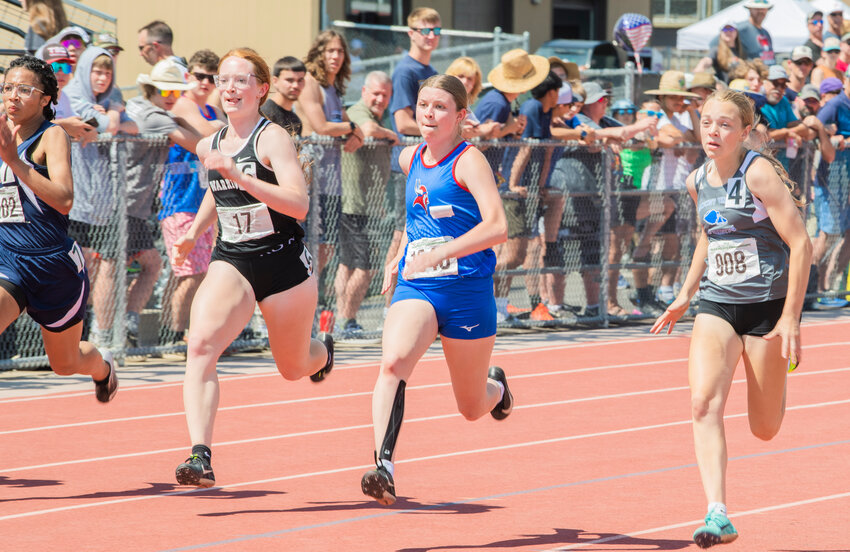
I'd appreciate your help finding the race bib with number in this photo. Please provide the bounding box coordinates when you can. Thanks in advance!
[0,186,26,223]
[218,202,274,243]
[405,236,458,279]
[707,237,760,285]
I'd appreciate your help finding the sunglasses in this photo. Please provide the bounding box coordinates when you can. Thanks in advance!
[50,61,72,74]
[721,26,736,33]
[411,26,441,36]
[158,89,181,98]
[793,59,813,66]
[192,71,216,84]
[61,38,82,50]
[639,109,664,118]
[810,18,824,25]
[771,80,788,88]
[613,108,636,115]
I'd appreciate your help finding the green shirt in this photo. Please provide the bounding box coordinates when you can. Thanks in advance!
[619,147,653,189]
[341,100,392,215]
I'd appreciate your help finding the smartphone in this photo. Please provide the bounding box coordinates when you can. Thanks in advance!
[84,117,98,128]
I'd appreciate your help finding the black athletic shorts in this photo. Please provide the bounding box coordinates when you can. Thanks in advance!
[698,297,785,336]
[338,213,376,270]
[210,239,313,302]
[610,194,641,227]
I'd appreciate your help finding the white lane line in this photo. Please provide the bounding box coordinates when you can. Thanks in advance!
[4,358,849,438]
[2,402,850,522]
[2,395,849,477]
[546,491,850,551]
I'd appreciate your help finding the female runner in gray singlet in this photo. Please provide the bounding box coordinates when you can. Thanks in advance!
[651,89,812,549]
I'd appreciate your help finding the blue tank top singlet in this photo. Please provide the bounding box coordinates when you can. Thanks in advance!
[0,120,70,253]
[159,104,217,220]
[398,141,496,286]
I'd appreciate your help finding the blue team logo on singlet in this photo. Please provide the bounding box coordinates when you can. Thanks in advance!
[413,181,429,213]
[703,209,727,226]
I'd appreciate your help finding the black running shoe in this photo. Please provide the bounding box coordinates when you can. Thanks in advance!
[94,349,118,403]
[310,332,334,382]
[488,365,513,420]
[175,454,215,488]
[361,465,396,505]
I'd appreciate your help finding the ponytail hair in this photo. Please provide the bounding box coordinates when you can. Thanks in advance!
[703,88,805,208]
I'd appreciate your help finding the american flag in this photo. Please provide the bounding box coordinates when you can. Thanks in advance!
[619,13,652,53]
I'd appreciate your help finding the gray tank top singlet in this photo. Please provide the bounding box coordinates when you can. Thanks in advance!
[696,150,789,303]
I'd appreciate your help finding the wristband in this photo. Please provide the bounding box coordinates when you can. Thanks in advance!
[349,121,356,133]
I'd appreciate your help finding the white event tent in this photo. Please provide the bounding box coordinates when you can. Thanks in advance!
[676,0,842,52]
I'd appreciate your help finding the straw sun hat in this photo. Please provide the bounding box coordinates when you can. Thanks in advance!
[487,49,550,94]
[137,59,196,91]
[644,71,700,98]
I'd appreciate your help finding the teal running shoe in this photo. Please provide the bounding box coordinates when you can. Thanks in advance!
[693,509,738,548]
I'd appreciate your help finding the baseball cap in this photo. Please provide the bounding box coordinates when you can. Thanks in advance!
[582,82,610,104]
[557,82,573,105]
[767,64,788,81]
[38,42,73,63]
[800,84,820,101]
[808,10,824,22]
[92,31,123,51]
[824,37,841,52]
[820,77,843,94]
[791,45,814,62]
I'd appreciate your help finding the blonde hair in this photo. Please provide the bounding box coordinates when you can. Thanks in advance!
[220,47,271,106]
[28,0,67,40]
[703,89,804,207]
[716,30,745,72]
[445,56,483,103]
[408,7,441,27]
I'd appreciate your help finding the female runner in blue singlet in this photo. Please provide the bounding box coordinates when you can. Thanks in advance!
[171,48,333,488]
[0,56,116,401]
[360,75,512,505]
[652,89,812,548]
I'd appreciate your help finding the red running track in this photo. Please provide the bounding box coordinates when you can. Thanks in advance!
[1,316,849,551]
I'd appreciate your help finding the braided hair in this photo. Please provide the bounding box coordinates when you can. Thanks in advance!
[8,55,58,121]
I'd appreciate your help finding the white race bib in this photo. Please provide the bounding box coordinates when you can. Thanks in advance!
[405,236,458,279]
[707,237,760,285]
[0,186,25,223]
[218,202,274,243]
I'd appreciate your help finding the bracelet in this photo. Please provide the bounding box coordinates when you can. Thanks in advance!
[349,121,356,134]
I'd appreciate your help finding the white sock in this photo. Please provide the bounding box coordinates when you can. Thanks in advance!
[493,380,505,401]
[377,458,394,476]
[495,297,508,314]
[708,502,727,517]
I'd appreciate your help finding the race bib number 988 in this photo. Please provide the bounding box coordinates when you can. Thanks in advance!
[707,237,760,286]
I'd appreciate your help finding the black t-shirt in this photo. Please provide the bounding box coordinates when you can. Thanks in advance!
[261,99,302,137]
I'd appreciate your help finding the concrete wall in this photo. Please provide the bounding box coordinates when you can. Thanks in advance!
[514,0,552,52]
[83,0,320,89]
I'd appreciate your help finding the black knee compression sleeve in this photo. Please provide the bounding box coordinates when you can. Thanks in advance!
[543,241,565,268]
[378,380,406,461]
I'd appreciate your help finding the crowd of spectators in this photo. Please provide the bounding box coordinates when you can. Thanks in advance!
[5,1,849,358]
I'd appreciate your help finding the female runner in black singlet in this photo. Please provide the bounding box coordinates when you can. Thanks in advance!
[171,48,333,487]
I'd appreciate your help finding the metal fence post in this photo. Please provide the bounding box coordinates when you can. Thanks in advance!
[600,145,613,328]
[110,138,128,361]
[493,26,502,68]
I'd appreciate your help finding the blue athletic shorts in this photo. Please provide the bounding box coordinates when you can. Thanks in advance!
[0,239,89,332]
[391,276,496,340]
[813,184,850,235]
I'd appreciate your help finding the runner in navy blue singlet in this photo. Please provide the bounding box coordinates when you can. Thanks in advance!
[651,90,812,548]
[360,75,514,506]
[170,49,334,488]
[0,56,116,403]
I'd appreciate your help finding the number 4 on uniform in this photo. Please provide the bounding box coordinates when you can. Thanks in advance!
[725,177,746,208]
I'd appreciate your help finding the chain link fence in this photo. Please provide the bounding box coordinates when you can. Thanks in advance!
[0,135,840,370]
